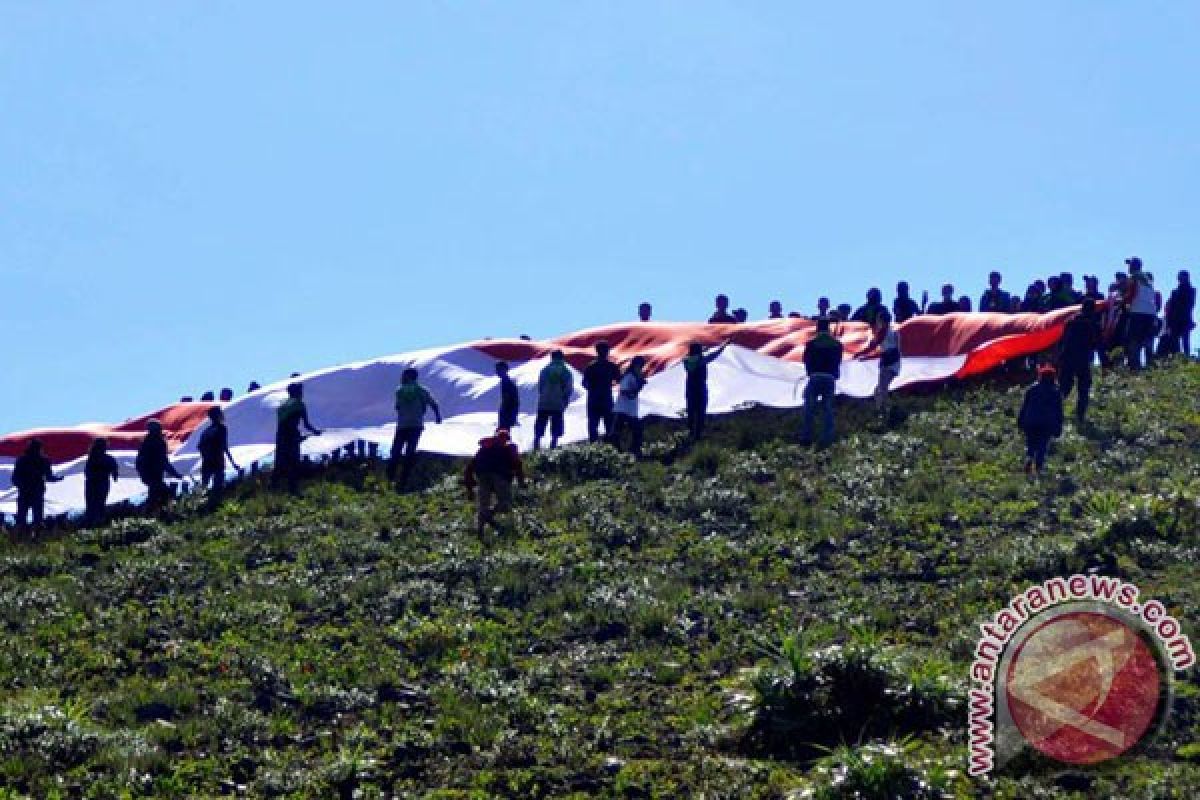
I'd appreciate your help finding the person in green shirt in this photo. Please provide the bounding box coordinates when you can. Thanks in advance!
[387,367,442,489]
[534,351,575,450]
[272,382,322,494]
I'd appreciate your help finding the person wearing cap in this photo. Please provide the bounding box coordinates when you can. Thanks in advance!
[800,318,844,446]
[979,272,1012,313]
[11,439,62,536]
[926,284,958,315]
[272,383,322,494]
[683,339,730,440]
[137,420,183,511]
[198,406,240,507]
[1058,299,1101,424]
[495,361,520,431]
[83,438,120,527]
[1123,257,1158,369]
[612,355,648,457]
[464,429,526,535]
[582,342,620,443]
[1018,365,1064,478]
[388,368,442,490]
[1164,270,1195,358]
[534,351,574,450]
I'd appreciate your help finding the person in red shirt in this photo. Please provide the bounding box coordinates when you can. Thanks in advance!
[464,429,527,535]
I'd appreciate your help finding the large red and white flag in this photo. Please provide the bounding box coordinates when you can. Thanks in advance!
[1,309,1075,516]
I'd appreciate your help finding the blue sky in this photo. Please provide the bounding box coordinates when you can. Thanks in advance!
[3,2,1197,432]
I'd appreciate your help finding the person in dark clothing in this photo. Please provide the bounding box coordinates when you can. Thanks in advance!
[892,281,921,323]
[815,297,832,320]
[1042,276,1069,311]
[1083,275,1103,302]
[768,301,784,319]
[926,284,958,315]
[200,391,216,402]
[136,420,183,512]
[733,308,749,323]
[198,407,240,507]
[582,342,621,443]
[800,318,844,446]
[495,362,520,431]
[84,438,120,527]
[979,271,1012,313]
[708,294,736,324]
[638,302,653,322]
[683,339,730,440]
[851,288,886,326]
[957,295,973,312]
[836,303,854,322]
[534,351,574,449]
[612,356,648,457]
[1058,299,1100,424]
[219,388,235,402]
[1021,283,1045,313]
[1018,365,1064,478]
[272,383,322,494]
[11,439,61,534]
[388,368,442,490]
[1165,270,1195,357]
[464,429,527,535]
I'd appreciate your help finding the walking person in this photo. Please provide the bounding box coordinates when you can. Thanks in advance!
[683,339,730,440]
[11,439,62,536]
[800,318,844,446]
[533,351,574,450]
[198,407,240,508]
[136,420,183,512]
[582,342,620,443]
[612,356,648,457]
[1018,365,1064,479]
[272,383,323,494]
[83,438,120,527]
[387,368,442,490]
[1058,299,1100,425]
[464,429,526,535]
[495,361,520,431]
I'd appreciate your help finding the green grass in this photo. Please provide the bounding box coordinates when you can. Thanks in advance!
[1,360,1199,797]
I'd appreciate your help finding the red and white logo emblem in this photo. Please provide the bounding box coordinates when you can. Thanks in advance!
[1005,611,1162,765]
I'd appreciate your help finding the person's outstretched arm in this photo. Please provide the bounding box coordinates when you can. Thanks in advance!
[301,410,322,436]
[427,391,442,424]
[704,339,731,364]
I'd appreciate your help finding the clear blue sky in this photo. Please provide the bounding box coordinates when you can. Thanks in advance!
[3,2,1197,432]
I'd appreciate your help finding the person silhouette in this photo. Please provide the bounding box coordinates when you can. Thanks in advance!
[83,438,120,527]
[387,368,442,490]
[11,439,62,535]
[683,339,730,440]
[768,300,784,319]
[272,383,322,494]
[979,271,1012,313]
[893,281,920,323]
[800,318,844,447]
[612,356,648,457]
[495,361,520,431]
[708,294,736,324]
[534,351,574,449]
[136,420,183,512]
[198,407,240,507]
[582,342,620,443]
[638,302,653,322]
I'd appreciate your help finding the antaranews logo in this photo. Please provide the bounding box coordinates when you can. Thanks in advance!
[967,574,1194,777]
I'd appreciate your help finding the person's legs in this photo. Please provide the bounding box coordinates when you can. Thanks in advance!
[1126,315,1147,369]
[550,411,564,449]
[587,408,601,442]
[801,381,818,443]
[398,428,423,488]
[686,391,706,439]
[630,416,644,457]
[611,413,628,452]
[533,411,549,449]
[15,494,31,533]
[819,377,836,445]
[1059,364,1075,401]
[476,473,496,533]
[31,495,44,530]
[1076,368,1092,423]
[1184,331,1193,359]
[875,369,895,413]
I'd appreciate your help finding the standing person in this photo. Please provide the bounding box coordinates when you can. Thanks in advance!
[979,271,1012,313]
[892,281,921,323]
[1083,275,1104,302]
[272,383,322,494]
[582,342,621,443]
[638,302,653,322]
[926,284,958,315]
[11,439,61,536]
[612,356,648,457]
[83,438,120,527]
[1021,283,1045,313]
[1058,299,1100,424]
[683,339,730,440]
[800,318,844,446]
[136,420,183,512]
[495,361,520,431]
[1018,366,1064,478]
[733,308,749,323]
[534,351,574,450]
[1124,257,1158,369]
[198,407,240,507]
[851,288,886,326]
[387,368,442,489]
[1100,277,1128,367]
[464,429,526,535]
[1165,270,1195,357]
[857,310,901,417]
[768,300,784,319]
[814,297,832,320]
[708,294,737,324]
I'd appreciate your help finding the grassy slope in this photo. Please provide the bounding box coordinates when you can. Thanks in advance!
[1,362,1198,799]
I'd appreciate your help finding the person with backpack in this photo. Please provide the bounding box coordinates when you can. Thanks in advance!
[1058,298,1101,424]
[464,428,526,535]
[1164,270,1195,358]
[800,317,844,446]
[388,367,442,490]
[581,341,621,443]
[1124,257,1158,369]
[857,309,901,417]
[11,439,61,536]
[683,339,730,440]
[979,271,1012,313]
[137,420,183,512]
[612,355,648,457]
[533,351,574,450]
[1018,365,1064,478]
[495,361,520,431]
[272,382,322,494]
[198,407,240,507]
[83,438,120,527]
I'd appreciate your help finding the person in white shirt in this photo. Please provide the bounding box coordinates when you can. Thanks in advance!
[857,309,902,417]
[612,356,648,457]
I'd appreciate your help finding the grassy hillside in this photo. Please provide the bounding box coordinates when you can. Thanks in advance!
[2,361,1198,799]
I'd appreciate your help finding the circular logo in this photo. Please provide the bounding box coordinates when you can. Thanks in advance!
[1005,611,1162,765]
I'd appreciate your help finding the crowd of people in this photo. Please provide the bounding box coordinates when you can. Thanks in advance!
[7,257,1195,536]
